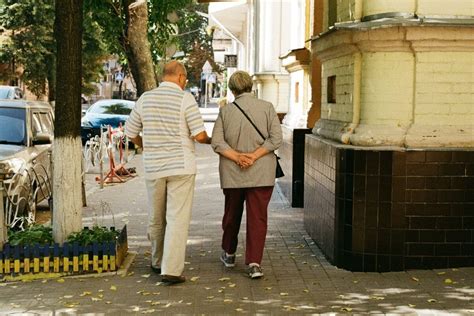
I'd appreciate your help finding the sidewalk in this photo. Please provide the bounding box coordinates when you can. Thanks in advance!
[1,144,474,314]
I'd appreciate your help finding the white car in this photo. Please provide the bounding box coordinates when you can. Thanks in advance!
[0,100,54,227]
[0,85,24,100]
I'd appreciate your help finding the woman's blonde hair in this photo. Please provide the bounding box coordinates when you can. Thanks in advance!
[228,71,253,96]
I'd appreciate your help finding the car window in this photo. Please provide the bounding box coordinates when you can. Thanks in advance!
[0,88,13,99]
[39,112,53,133]
[0,108,26,144]
[89,101,133,115]
[32,112,54,135]
[32,112,42,135]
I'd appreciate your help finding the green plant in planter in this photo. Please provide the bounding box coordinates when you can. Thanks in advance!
[66,226,120,246]
[7,225,54,246]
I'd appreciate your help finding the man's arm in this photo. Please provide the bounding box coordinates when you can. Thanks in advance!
[194,131,211,144]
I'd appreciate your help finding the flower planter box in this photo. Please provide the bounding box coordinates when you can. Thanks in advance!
[0,225,127,277]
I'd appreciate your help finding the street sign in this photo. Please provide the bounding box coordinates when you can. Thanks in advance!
[115,72,124,82]
[207,73,216,84]
[224,55,238,68]
[202,60,213,74]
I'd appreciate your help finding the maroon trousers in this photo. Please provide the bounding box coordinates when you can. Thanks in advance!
[221,186,274,265]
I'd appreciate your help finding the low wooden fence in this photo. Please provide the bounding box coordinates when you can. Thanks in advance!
[0,226,127,276]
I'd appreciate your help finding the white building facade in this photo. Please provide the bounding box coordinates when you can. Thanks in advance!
[207,0,308,116]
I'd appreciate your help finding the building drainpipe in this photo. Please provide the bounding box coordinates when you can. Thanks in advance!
[341,51,362,144]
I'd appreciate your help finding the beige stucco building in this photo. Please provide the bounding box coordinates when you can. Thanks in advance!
[313,0,474,149]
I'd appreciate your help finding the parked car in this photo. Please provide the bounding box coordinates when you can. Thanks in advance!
[0,85,24,100]
[0,100,54,227]
[81,99,135,143]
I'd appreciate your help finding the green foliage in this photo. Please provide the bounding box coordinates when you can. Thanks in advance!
[83,0,192,65]
[8,225,54,246]
[66,226,120,246]
[0,0,55,97]
[0,0,107,99]
[176,3,212,55]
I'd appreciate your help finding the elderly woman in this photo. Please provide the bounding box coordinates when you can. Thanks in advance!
[211,71,282,279]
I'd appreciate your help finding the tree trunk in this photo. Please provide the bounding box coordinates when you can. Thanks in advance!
[127,0,157,96]
[53,0,84,244]
[47,59,56,102]
[0,182,6,250]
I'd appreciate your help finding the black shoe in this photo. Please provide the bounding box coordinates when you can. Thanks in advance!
[162,274,186,284]
[151,265,161,274]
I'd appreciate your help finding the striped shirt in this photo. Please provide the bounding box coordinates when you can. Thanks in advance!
[125,82,205,179]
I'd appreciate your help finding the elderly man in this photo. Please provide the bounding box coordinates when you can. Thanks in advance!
[125,61,211,284]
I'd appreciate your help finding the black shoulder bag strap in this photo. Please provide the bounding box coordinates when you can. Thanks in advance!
[232,101,266,140]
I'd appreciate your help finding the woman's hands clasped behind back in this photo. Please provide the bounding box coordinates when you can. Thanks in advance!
[237,153,257,169]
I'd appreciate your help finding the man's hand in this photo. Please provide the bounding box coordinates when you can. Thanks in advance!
[130,135,143,148]
[194,131,211,144]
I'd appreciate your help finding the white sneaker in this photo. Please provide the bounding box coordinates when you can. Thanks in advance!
[248,264,263,279]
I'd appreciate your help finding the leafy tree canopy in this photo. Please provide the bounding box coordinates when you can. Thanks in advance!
[0,0,107,99]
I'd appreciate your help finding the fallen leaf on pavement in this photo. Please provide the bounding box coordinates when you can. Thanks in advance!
[236,308,244,312]
[219,277,230,282]
[445,279,453,284]
[428,299,437,303]
[284,306,298,311]
[411,277,419,282]
[110,285,117,291]
[280,293,289,296]
[408,304,416,308]
[341,307,352,312]
[141,274,150,278]
[141,309,155,314]
[190,276,200,282]
[224,299,233,303]
[228,283,236,288]
[437,272,446,275]
[57,279,65,283]
[91,297,102,302]
[80,291,92,297]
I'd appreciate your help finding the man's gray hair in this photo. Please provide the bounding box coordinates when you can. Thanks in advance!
[163,60,187,78]
[228,71,253,96]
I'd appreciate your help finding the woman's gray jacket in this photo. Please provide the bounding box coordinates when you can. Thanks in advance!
[211,93,282,189]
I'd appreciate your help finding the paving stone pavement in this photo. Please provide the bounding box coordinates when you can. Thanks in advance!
[1,144,474,315]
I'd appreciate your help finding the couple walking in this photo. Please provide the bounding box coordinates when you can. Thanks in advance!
[125,61,282,284]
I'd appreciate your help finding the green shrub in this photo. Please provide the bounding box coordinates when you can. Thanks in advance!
[7,225,54,246]
[66,226,120,246]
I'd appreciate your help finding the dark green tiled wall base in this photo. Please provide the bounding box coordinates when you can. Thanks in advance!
[304,135,474,272]
[279,127,312,207]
